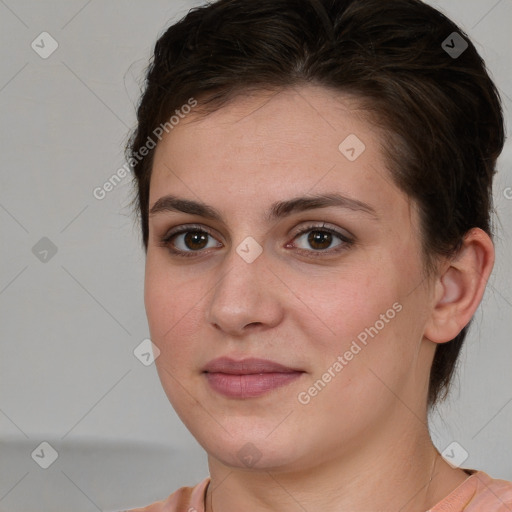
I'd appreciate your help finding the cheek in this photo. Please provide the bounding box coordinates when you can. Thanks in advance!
[144,260,206,416]
[289,264,401,348]
[144,254,203,358]
[289,250,423,385]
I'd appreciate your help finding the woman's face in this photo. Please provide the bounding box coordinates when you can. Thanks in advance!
[145,86,437,471]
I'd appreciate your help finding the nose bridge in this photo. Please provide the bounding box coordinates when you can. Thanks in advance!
[207,245,281,333]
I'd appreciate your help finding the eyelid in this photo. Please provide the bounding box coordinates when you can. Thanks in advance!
[161,223,220,242]
[289,221,354,241]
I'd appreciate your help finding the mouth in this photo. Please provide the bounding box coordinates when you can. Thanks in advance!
[202,357,305,398]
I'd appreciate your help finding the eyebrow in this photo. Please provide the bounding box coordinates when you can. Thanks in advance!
[148,193,378,222]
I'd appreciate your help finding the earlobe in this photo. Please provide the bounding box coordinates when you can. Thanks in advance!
[424,228,494,344]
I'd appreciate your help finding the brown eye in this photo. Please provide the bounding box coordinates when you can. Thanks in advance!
[162,227,222,255]
[294,228,341,251]
[183,231,209,250]
[307,230,333,250]
[291,225,353,256]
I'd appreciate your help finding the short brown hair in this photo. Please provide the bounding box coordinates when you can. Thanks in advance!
[127,0,505,408]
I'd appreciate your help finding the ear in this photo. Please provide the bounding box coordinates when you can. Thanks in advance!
[424,228,495,344]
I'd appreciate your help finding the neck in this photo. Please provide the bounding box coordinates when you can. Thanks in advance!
[204,419,469,512]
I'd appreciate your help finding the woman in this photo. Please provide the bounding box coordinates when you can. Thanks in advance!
[125,0,512,510]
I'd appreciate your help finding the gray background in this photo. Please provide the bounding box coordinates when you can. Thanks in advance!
[0,1,511,511]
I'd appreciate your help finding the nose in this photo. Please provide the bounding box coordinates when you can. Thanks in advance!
[206,247,284,336]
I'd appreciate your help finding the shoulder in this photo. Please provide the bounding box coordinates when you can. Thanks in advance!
[468,471,512,510]
[124,476,210,512]
[430,469,512,512]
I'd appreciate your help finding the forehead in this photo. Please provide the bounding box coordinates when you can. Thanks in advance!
[149,85,408,220]
[155,86,372,160]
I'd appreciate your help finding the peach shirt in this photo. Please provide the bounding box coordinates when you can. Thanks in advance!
[126,469,512,512]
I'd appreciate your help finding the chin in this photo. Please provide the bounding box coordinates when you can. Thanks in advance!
[194,424,307,471]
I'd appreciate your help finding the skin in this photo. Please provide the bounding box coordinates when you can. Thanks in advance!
[144,85,494,511]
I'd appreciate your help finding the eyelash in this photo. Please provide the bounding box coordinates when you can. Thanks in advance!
[159,223,354,259]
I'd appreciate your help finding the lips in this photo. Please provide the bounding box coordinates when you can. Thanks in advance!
[202,357,304,398]
[202,357,301,375]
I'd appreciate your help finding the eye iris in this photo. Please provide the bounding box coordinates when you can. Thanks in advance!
[308,230,332,250]
[184,231,208,250]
